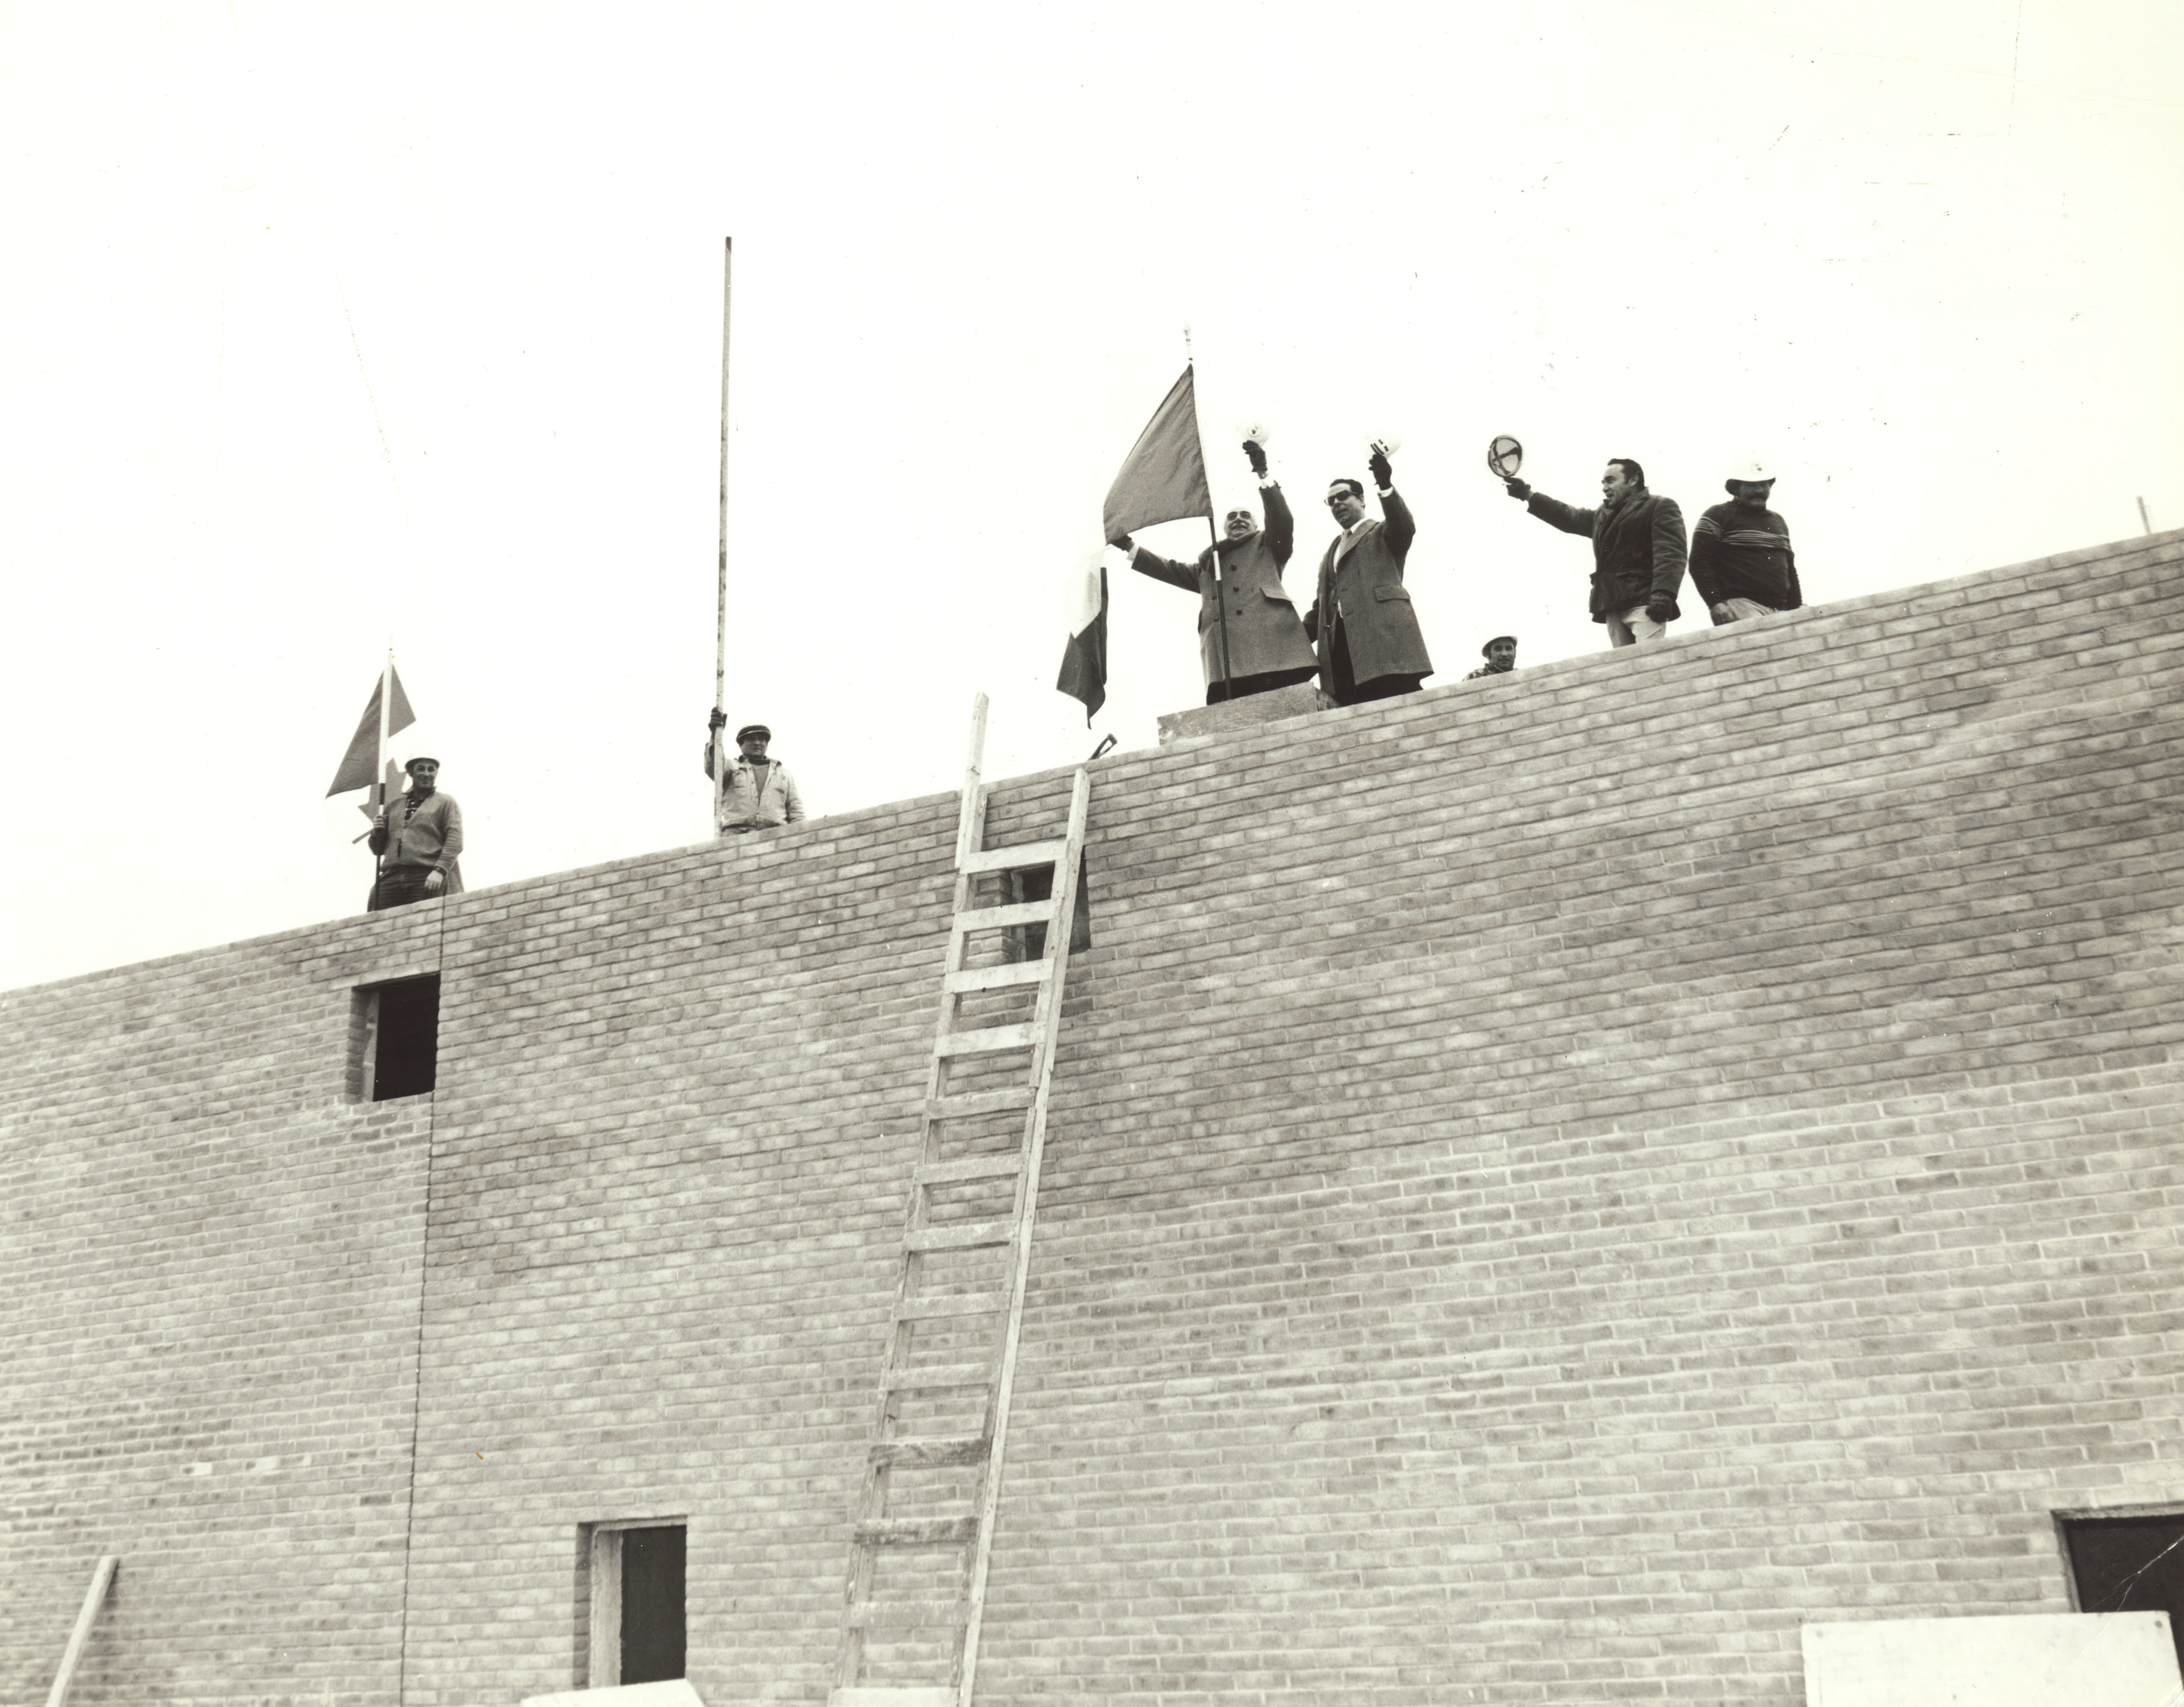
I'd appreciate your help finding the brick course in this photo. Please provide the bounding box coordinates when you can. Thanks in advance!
[6,529,2184,1704]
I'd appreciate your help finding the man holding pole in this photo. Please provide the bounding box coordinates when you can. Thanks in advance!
[368,757,463,910]
[704,715,805,835]
[1107,436,1318,703]
[1303,441,1433,704]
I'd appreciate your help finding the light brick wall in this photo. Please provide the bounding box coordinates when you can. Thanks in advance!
[6,529,2182,1705]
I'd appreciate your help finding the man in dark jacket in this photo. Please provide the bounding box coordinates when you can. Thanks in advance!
[1504,458,1688,647]
[1303,441,1433,703]
[1110,438,1318,703]
[1690,459,1802,624]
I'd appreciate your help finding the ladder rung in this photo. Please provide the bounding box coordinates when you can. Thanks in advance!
[951,900,1053,933]
[960,837,1069,875]
[881,1361,992,1393]
[904,1219,1015,1254]
[844,1601,967,1631]
[934,1022,1036,1057]
[915,1154,1020,1185]
[896,1291,1006,1321]
[923,1087,1034,1121]
[831,1689,957,1707]
[869,1434,990,1468]
[854,1515,979,1548]
[943,960,1051,993]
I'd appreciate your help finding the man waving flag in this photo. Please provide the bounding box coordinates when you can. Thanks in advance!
[1057,365,1215,721]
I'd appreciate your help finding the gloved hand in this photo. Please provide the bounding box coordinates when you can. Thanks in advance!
[708,707,728,732]
[1646,599,1677,625]
[1368,446,1393,490]
[1504,478,1532,501]
[1107,534,1133,553]
[1242,440,1268,477]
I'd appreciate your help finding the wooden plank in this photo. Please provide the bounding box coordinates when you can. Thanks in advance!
[880,1361,992,1392]
[933,1022,1036,1057]
[868,1435,990,1468]
[895,1291,1006,1321]
[44,1555,117,1707]
[832,1689,956,1707]
[914,1154,1020,1185]
[942,960,1050,993]
[950,900,1052,933]
[904,1219,1015,1254]
[959,837,1067,875]
[853,1515,979,1547]
[922,1087,1034,1120]
[844,1601,966,1630]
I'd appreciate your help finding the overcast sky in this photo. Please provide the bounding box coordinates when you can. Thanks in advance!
[2,1,2178,992]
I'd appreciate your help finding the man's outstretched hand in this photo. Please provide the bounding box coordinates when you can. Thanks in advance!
[1368,446,1393,490]
[1504,478,1532,501]
[1107,534,1133,553]
[1242,440,1268,477]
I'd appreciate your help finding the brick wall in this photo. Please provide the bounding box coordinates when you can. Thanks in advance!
[6,528,2183,1705]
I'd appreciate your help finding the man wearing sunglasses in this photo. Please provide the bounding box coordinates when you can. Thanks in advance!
[1302,441,1433,704]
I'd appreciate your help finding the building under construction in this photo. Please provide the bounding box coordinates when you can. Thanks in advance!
[8,528,2184,1706]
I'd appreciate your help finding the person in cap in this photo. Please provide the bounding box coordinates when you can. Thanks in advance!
[1107,437,1318,703]
[1502,458,1687,648]
[367,756,464,911]
[1690,459,1802,624]
[1301,441,1433,704]
[704,713,806,835]
[1464,635,1519,680]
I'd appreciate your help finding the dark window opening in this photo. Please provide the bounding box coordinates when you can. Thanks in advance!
[358,974,440,1101]
[2061,1511,2184,1676]
[585,1521,686,1686]
[1003,855,1092,962]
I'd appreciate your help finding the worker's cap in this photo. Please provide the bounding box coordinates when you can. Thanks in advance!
[1726,457,1774,487]
[735,723,772,742]
[403,755,440,771]
[1481,635,1517,656]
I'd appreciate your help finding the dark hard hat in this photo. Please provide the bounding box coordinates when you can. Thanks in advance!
[735,723,772,742]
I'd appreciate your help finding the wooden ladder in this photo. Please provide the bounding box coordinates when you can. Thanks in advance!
[830,695,1091,1707]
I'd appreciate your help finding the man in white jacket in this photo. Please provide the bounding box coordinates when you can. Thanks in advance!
[703,714,806,835]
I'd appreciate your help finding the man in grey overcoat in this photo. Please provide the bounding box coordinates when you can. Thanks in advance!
[1302,442,1433,704]
[1109,438,1318,703]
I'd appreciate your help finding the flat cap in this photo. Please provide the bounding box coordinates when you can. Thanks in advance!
[735,723,772,742]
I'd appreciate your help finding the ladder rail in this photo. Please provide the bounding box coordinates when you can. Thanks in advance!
[45,1555,118,1707]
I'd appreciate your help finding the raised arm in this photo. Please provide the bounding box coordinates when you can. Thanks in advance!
[1526,491,1599,537]
[1262,481,1294,566]
[1122,542,1205,594]
[1379,487,1416,562]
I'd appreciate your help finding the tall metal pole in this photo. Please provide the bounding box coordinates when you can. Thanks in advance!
[715,237,734,829]
[372,649,392,910]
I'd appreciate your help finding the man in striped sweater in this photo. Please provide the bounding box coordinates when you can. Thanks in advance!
[1690,459,1802,625]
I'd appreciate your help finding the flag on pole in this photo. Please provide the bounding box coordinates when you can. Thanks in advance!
[1055,548,1110,722]
[326,668,416,796]
[1102,365,1214,541]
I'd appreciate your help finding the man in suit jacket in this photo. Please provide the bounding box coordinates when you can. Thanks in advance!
[1109,438,1318,704]
[1301,441,1434,704]
[1504,457,1688,647]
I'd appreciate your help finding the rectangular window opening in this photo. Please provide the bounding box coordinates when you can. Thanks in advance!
[583,1519,687,1687]
[350,974,440,1102]
[2060,1509,2184,1678]
[1003,855,1092,962]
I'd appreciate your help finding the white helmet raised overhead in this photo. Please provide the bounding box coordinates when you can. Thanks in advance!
[1726,456,1774,486]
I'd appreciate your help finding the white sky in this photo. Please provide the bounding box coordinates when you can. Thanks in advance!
[2,1,2178,992]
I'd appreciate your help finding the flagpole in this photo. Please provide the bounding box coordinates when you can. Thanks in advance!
[714,236,733,831]
[1183,327,1235,700]
[372,649,392,910]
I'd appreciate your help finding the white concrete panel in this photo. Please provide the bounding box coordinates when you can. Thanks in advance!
[1804,1613,2182,1707]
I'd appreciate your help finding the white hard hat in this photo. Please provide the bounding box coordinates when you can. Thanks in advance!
[1727,457,1774,484]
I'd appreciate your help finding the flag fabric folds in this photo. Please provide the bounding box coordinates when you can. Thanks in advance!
[326,668,417,796]
[1055,548,1110,723]
[1102,366,1213,542]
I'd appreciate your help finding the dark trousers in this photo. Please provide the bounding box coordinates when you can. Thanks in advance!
[1206,666,1320,705]
[367,866,438,912]
[1323,620,1424,706]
